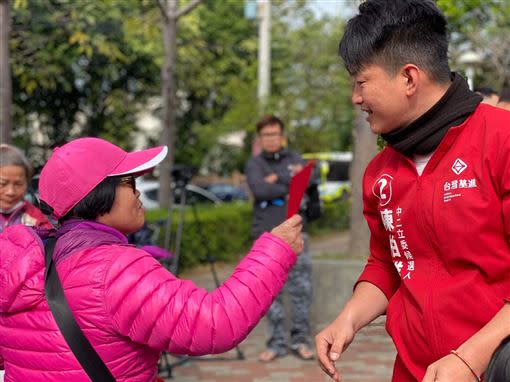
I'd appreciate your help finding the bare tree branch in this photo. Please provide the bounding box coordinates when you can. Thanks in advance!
[156,0,169,21]
[175,0,203,19]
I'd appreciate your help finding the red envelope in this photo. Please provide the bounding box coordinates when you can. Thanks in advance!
[287,160,315,218]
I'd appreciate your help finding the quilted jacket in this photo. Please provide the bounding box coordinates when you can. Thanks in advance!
[0,221,297,381]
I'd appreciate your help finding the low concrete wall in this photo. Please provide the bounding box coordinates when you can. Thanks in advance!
[183,258,366,333]
[310,260,365,328]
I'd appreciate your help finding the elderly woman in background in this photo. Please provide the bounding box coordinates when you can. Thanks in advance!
[0,144,52,232]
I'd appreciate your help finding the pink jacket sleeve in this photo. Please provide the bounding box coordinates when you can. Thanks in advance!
[104,232,296,355]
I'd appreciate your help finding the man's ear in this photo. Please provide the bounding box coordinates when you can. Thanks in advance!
[401,64,420,96]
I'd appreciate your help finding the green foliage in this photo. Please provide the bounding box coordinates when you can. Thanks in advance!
[10,0,355,173]
[437,0,509,34]
[146,202,253,270]
[146,199,351,270]
[190,2,354,173]
[10,0,160,163]
[307,200,351,235]
[173,0,259,170]
[436,0,510,88]
[268,7,353,154]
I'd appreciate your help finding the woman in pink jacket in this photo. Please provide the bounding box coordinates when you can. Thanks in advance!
[0,137,304,382]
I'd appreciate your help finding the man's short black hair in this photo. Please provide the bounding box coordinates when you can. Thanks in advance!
[41,176,121,222]
[499,87,510,103]
[256,115,285,134]
[339,0,451,83]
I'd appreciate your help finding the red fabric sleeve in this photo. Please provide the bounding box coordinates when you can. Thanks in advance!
[494,132,510,302]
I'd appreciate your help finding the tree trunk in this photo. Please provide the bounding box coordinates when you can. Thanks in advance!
[0,0,12,144]
[349,106,378,258]
[158,0,178,209]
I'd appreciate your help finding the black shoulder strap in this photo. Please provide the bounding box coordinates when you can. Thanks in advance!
[44,237,116,382]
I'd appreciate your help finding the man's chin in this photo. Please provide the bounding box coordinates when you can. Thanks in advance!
[369,124,381,134]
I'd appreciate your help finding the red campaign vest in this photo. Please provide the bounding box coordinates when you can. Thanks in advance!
[358,104,510,381]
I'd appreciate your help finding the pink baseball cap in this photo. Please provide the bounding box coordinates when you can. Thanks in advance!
[39,137,168,219]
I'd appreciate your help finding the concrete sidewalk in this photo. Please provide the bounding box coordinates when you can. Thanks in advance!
[162,316,394,382]
[163,233,396,381]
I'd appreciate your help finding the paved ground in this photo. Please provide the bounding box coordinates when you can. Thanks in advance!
[163,231,397,382]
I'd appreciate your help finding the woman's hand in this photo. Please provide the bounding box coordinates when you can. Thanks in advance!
[271,214,303,254]
[422,353,480,382]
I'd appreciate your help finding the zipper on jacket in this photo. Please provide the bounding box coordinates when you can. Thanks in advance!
[415,175,445,360]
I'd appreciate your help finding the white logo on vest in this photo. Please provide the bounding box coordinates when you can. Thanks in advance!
[451,158,467,175]
[372,174,393,206]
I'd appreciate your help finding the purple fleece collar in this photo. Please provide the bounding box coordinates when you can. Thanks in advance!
[56,219,128,243]
[51,219,130,264]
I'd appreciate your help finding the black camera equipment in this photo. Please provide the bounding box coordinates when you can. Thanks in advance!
[162,165,195,276]
[158,165,245,379]
[171,164,194,187]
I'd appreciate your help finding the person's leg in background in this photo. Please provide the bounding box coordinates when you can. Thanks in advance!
[288,233,314,359]
[260,292,289,362]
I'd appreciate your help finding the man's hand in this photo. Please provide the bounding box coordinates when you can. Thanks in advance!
[315,283,388,381]
[315,317,356,381]
[271,214,303,254]
[422,353,480,382]
[422,303,510,382]
[264,173,278,184]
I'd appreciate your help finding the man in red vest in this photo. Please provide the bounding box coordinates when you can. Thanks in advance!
[316,1,510,381]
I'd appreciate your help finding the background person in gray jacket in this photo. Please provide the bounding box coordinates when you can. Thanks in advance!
[245,115,313,362]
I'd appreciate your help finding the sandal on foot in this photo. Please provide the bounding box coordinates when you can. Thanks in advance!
[258,350,283,363]
[290,344,314,361]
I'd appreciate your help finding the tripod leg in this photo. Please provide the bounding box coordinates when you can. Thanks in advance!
[157,352,169,378]
[190,203,245,360]
[163,193,175,254]
[170,187,187,275]
[190,203,221,286]
[160,186,188,377]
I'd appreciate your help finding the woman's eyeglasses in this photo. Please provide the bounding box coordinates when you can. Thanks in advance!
[119,176,136,193]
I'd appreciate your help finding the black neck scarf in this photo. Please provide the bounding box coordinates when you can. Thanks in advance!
[262,148,288,161]
[381,73,482,156]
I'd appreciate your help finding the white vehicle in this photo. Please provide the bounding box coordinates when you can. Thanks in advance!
[302,152,352,202]
[137,179,222,210]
